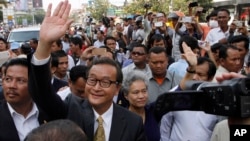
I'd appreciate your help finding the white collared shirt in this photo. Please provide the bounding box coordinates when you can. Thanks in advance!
[205,27,230,45]
[7,103,40,141]
[93,103,113,141]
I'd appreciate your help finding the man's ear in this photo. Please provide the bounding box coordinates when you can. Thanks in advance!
[51,66,57,74]
[219,58,225,66]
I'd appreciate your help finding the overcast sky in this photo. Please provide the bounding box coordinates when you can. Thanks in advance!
[42,0,126,11]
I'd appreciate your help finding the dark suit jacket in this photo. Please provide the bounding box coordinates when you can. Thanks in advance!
[52,77,68,92]
[0,100,49,141]
[28,57,146,141]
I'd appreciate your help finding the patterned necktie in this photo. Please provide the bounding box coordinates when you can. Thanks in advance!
[94,116,105,141]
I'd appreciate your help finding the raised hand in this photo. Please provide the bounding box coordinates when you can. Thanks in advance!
[40,0,73,44]
[35,0,74,60]
[181,42,197,67]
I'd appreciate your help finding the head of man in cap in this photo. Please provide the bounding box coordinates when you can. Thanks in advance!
[10,42,21,56]
[167,12,180,28]
[156,11,167,23]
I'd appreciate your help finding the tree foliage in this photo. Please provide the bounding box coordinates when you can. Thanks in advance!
[124,0,213,16]
[87,0,110,20]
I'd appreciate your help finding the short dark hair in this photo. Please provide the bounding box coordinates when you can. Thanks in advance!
[206,10,218,21]
[0,37,7,45]
[132,44,148,54]
[179,35,199,54]
[87,57,123,84]
[219,44,239,59]
[211,43,223,53]
[69,65,88,83]
[148,34,166,48]
[54,39,63,49]
[229,35,249,50]
[197,57,216,80]
[217,8,230,16]
[148,46,167,57]
[51,50,67,67]
[104,36,116,45]
[20,43,32,55]
[4,58,28,75]
[30,38,38,44]
[70,37,83,49]
[24,119,87,141]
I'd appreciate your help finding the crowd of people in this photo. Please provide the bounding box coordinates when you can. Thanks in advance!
[0,0,250,141]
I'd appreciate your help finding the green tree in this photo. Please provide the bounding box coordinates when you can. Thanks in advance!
[124,0,212,16]
[34,9,46,24]
[87,0,110,20]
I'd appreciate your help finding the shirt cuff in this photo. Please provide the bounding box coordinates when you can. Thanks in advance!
[31,55,50,66]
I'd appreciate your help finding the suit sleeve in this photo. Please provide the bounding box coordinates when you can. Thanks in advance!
[28,54,67,120]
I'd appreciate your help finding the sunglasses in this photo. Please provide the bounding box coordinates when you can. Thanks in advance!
[131,52,145,56]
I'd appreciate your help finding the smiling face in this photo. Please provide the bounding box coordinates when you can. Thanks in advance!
[3,65,31,108]
[125,80,148,109]
[85,64,121,115]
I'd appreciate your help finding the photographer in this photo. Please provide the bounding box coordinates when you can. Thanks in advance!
[147,12,174,56]
[132,16,146,43]
[210,72,250,141]
[160,42,218,141]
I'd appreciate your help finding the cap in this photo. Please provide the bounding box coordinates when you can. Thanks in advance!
[127,15,133,20]
[156,13,164,18]
[135,16,143,22]
[10,42,20,50]
[167,12,179,19]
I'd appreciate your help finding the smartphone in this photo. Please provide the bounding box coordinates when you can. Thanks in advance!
[189,2,198,7]
[92,48,107,56]
[181,16,192,23]
[77,31,82,35]
[0,51,10,66]
[233,21,243,28]
[155,21,163,27]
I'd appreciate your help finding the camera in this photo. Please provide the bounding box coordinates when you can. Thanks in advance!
[154,77,250,118]
[144,3,152,9]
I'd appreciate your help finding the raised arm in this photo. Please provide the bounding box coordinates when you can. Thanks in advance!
[29,0,73,120]
[35,0,73,60]
[179,42,197,90]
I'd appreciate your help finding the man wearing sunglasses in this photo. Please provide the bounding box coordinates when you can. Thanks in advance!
[122,43,151,81]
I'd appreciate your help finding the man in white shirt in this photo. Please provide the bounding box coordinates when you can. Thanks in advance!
[0,58,48,141]
[93,30,105,48]
[206,8,231,45]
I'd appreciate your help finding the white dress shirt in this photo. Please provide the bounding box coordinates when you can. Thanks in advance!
[93,103,113,141]
[205,27,230,45]
[7,103,39,141]
[57,86,71,100]
[93,40,105,48]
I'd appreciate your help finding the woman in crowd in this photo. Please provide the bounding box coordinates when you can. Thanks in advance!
[122,71,160,141]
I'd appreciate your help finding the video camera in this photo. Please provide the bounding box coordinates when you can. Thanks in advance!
[154,77,250,118]
[143,3,152,9]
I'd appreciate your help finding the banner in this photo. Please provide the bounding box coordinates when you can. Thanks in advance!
[15,0,28,11]
[33,0,43,8]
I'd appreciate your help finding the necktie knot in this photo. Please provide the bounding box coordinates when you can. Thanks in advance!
[97,116,104,126]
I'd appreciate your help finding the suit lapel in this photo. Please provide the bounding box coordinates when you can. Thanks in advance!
[82,100,95,141]
[0,101,20,141]
[109,104,127,141]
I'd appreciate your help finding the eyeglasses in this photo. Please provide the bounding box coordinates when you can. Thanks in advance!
[131,52,145,56]
[86,77,118,88]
